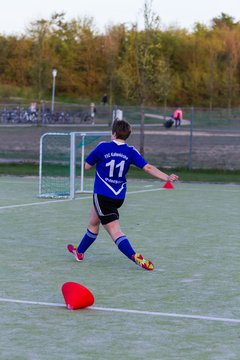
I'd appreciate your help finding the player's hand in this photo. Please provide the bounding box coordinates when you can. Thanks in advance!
[168,174,179,182]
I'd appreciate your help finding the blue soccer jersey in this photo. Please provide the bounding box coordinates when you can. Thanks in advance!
[85,140,147,199]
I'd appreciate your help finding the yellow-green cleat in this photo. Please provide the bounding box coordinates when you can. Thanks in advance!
[132,253,154,271]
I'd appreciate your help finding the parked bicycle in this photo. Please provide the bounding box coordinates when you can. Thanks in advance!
[20,109,38,123]
[41,110,71,124]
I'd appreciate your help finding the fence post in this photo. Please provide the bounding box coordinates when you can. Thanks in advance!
[188,106,194,169]
[140,104,145,156]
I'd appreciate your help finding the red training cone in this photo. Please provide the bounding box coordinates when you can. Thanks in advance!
[162,181,175,189]
[62,282,94,310]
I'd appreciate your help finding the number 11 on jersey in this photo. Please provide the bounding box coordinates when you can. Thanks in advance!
[106,160,125,177]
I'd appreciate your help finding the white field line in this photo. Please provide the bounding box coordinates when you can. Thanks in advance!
[0,188,164,210]
[1,186,239,211]
[0,194,95,210]
[0,297,239,324]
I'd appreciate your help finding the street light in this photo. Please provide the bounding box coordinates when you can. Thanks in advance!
[51,68,57,113]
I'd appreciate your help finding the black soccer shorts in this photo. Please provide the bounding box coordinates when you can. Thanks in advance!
[93,193,124,225]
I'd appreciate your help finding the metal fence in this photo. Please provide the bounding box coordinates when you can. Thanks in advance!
[0,103,240,170]
[0,102,111,125]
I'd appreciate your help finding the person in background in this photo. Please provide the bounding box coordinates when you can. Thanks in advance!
[101,94,108,105]
[173,108,183,128]
[29,102,37,114]
[90,103,97,125]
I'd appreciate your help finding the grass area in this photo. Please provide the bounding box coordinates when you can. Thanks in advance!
[1,178,240,360]
[0,162,240,183]
[0,163,39,176]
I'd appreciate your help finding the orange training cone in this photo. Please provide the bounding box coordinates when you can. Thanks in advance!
[62,282,94,310]
[162,181,175,189]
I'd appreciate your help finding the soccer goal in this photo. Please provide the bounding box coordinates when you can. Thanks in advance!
[39,131,111,199]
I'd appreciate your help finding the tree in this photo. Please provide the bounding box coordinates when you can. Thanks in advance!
[218,26,240,108]
[27,17,52,100]
[211,13,239,29]
[100,24,127,106]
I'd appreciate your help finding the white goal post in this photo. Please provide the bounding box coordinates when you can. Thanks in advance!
[39,131,111,199]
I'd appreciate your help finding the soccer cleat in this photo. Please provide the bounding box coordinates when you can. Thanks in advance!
[67,244,84,262]
[132,252,154,271]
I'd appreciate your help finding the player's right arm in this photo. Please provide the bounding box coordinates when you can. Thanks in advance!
[130,146,179,182]
[143,163,179,182]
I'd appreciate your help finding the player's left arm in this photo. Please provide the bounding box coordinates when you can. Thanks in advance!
[143,163,179,182]
[85,162,93,170]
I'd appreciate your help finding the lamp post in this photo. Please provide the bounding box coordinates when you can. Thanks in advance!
[51,68,57,113]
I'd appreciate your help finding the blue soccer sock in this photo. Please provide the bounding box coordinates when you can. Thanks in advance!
[77,229,98,254]
[114,236,136,260]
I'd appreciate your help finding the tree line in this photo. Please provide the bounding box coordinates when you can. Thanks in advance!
[0,7,240,108]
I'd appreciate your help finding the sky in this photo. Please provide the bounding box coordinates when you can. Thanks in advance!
[0,0,239,35]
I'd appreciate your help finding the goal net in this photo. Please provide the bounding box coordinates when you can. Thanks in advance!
[39,131,111,199]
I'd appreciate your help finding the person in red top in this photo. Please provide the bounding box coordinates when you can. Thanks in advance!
[173,108,183,128]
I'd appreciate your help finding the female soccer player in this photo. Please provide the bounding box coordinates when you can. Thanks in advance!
[68,120,179,270]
